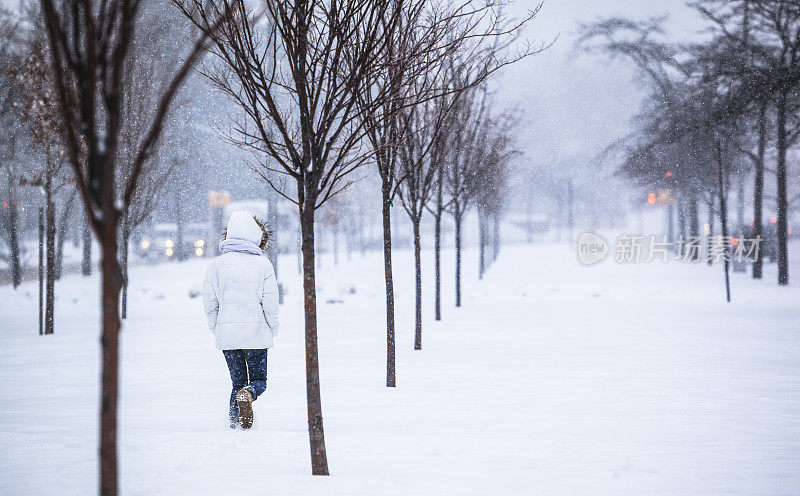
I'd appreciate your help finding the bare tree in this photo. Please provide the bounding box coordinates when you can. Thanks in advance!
[443,81,490,308]
[357,0,543,385]
[693,0,800,285]
[475,110,516,279]
[431,153,444,320]
[37,0,218,492]
[175,0,415,475]
[396,76,452,351]
[688,1,771,279]
[15,21,73,334]
[395,44,528,349]
[356,0,447,382]
[441,86,517,305]
[54,186,77,279]
[338,186,367,261]
[117,8,186,317]
[81,208,92,276]
[318,194,345,265]
[0,8,24,288]
[581,14,759,300]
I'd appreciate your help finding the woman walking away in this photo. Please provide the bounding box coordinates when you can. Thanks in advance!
[203,211,279,429]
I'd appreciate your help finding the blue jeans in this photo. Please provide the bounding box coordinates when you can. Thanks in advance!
[223,349,268,425]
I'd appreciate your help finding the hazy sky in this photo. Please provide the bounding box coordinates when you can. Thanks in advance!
[0,0,707,177]
[497,0,707,173]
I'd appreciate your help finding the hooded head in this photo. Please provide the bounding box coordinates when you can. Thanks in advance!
[225,211,263,245]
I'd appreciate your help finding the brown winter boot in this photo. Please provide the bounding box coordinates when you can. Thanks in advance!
[236,388,254,429]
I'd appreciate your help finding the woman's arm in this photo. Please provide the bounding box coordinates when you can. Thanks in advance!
[260,261,280,338]
[202,262,219,331]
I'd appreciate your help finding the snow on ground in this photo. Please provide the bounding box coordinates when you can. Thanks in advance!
[1,241,800,495]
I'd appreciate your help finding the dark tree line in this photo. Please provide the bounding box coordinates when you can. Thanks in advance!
[581,0,800,296]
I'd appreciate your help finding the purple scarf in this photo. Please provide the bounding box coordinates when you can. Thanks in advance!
[219,238,262,256]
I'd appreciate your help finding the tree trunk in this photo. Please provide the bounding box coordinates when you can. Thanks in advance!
[120,217,130,320]
[677,198,686,256]
[345,223,353,261]
[72,221,80,248]
[359,212,366,257]
[454,207,462,308]
[413,217,422,351]
[381,181,396,386]
[316,227,322,269]
[6,169,21,288]
[82,212,92,276]
[752,104,767,279]
[333,226,339,266]
[175,189,185,261]
[707,197,715,267]
[99,216,123,496]
[492,212,500,262]
[478,209,486,280]
[715,140,731,303]
[689,195,699,262]
[433,169,442,321]
[667,202,675,247]
[39,207,44,336]
[45,175,56,335]
[55,188,76,280]
[733,171,746,273]
[299,203,330,475]
[736,172,745,233]
[776,92,789,286]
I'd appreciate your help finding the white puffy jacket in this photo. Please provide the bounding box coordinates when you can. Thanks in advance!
[203,212,279,350]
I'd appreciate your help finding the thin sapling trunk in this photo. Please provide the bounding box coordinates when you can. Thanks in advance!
[300,205,329,475]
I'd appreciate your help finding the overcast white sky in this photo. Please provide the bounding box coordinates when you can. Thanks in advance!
[497,0,707,172]
[1,0,707,177]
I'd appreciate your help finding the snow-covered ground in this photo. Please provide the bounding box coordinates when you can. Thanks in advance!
[1,241,799,495]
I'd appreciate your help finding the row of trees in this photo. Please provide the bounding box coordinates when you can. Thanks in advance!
[17,0,539,493]
[1,5,73,335]
[177,0,537,478]
[7,0,222,493]
[581,0,800,293]
[0,1,218,329]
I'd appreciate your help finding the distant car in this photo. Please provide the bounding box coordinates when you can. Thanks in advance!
[137,223,210,261]
[184,224,210,258]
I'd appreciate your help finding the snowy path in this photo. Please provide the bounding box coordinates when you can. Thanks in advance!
[1,242,799,495]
